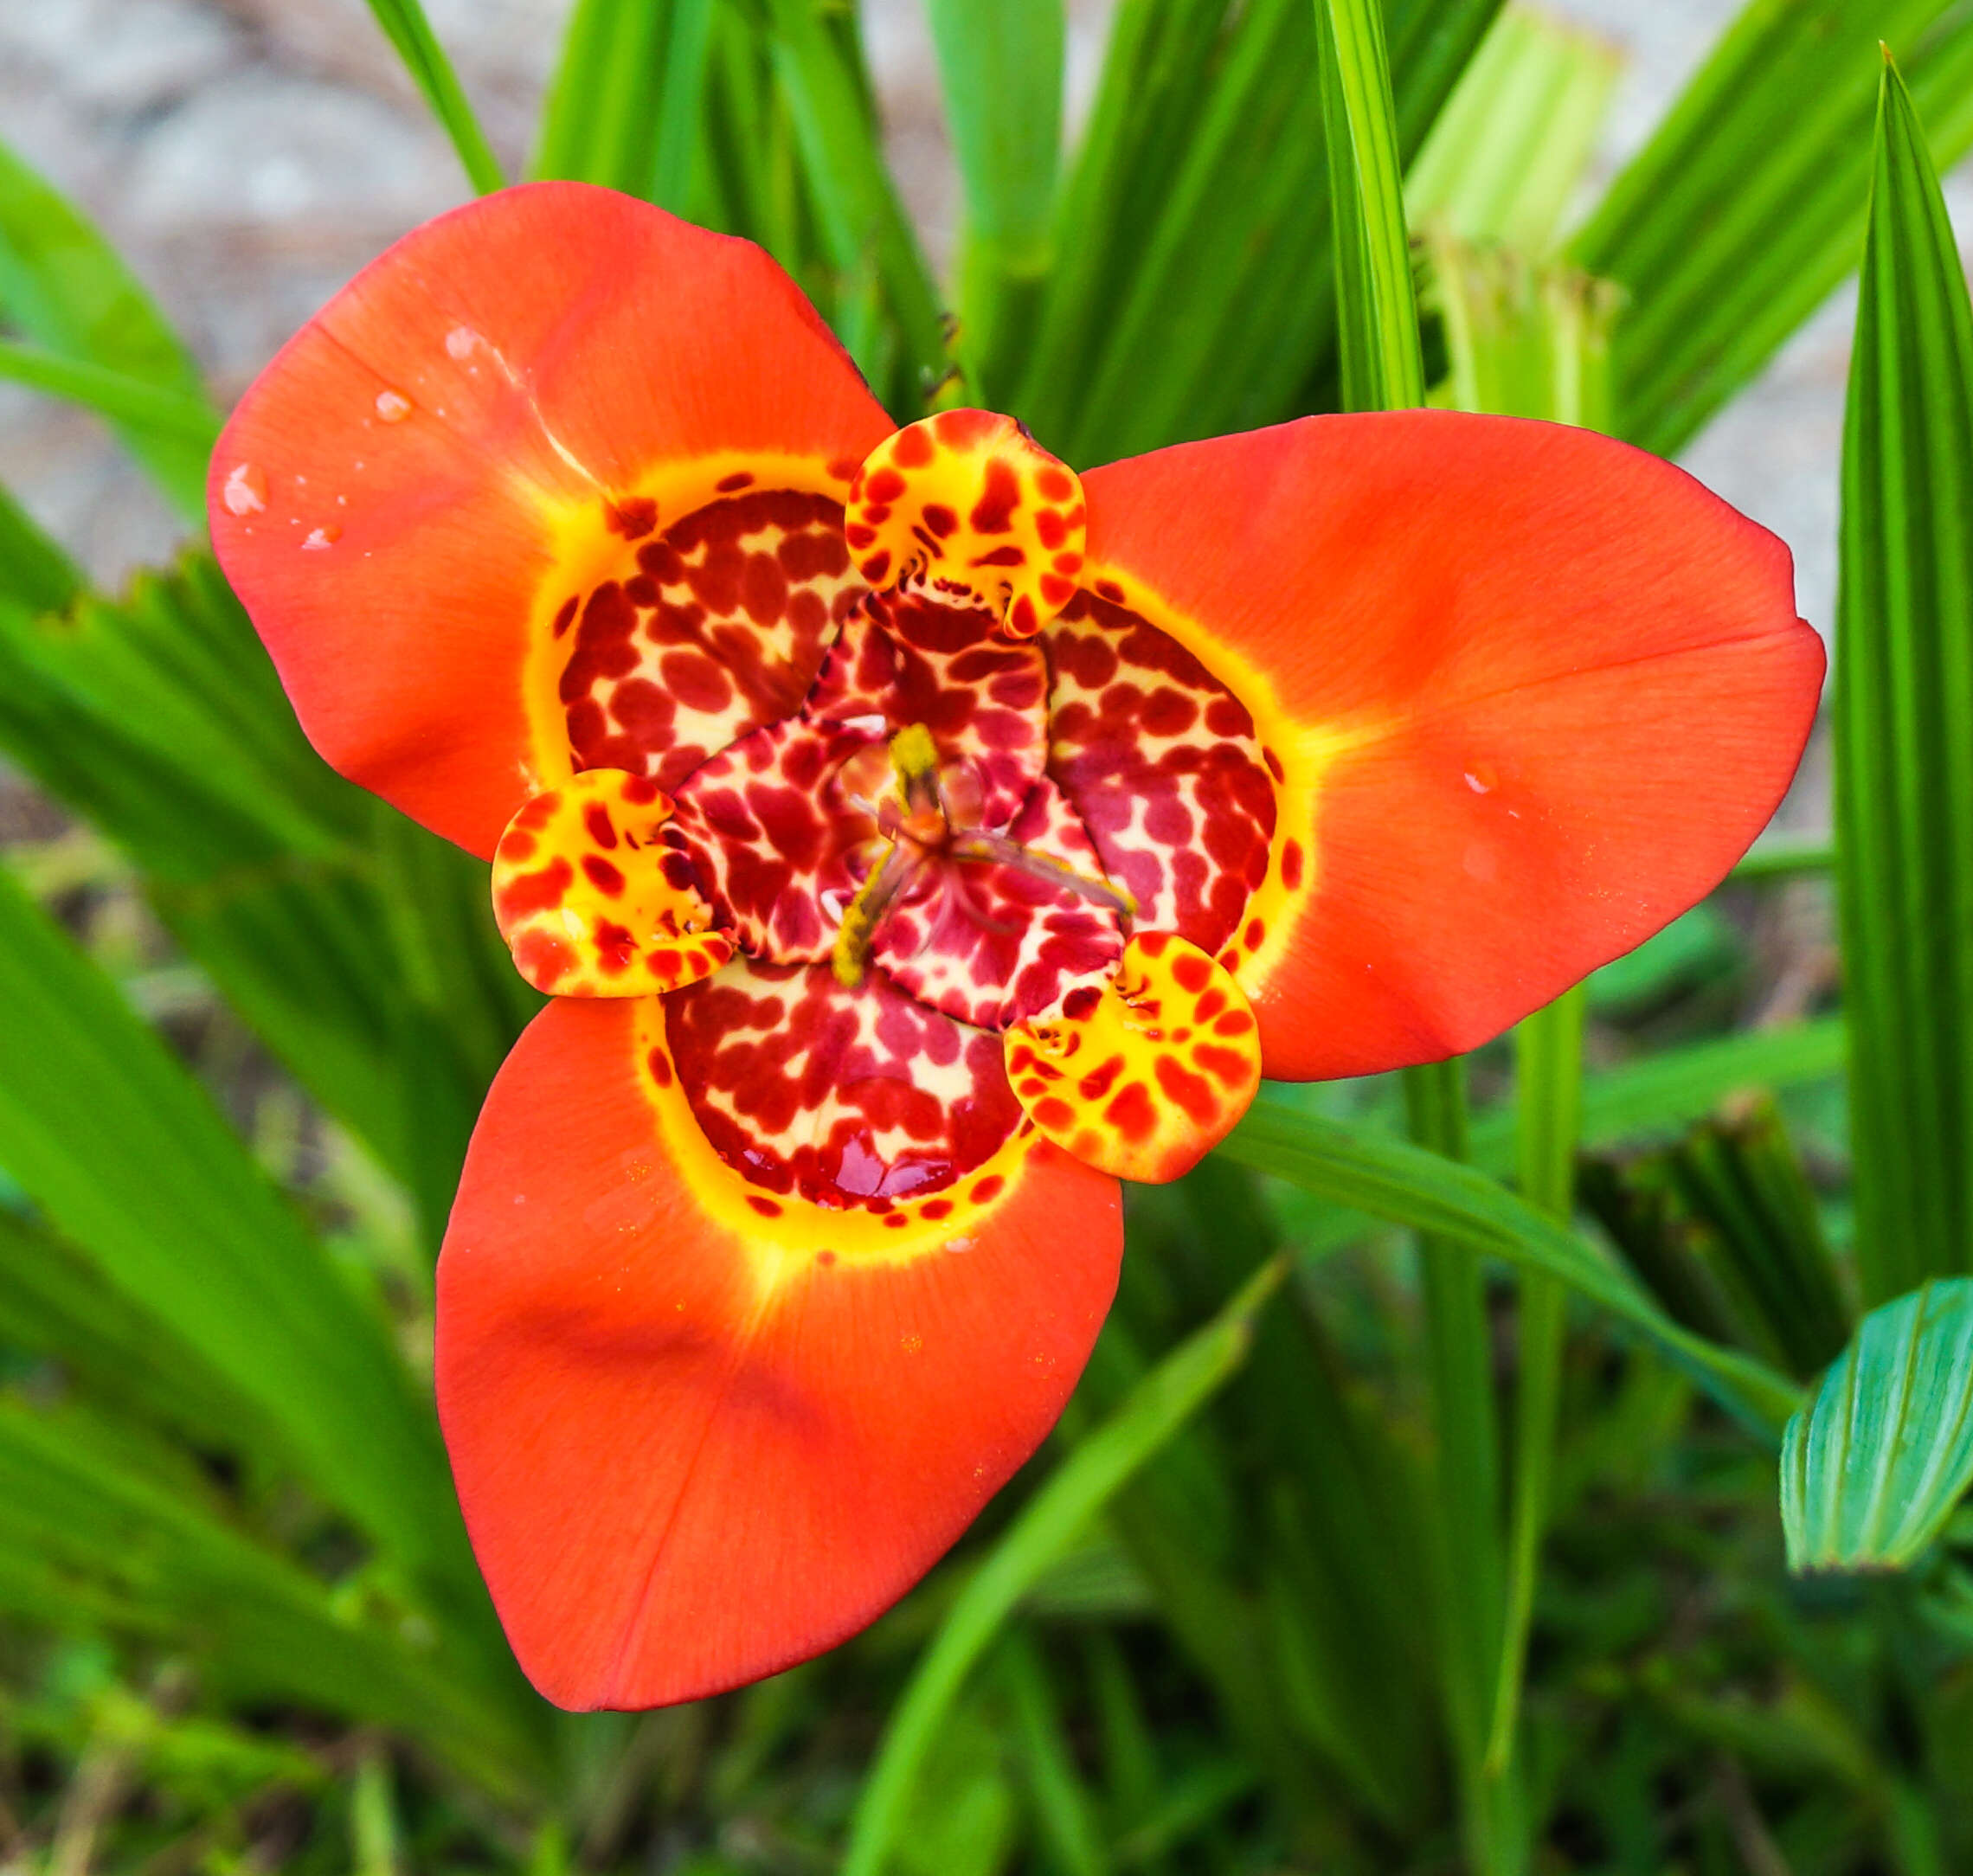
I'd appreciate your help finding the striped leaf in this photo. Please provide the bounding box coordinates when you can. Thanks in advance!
[1783,1279,1973,1571]
[1835,55,1973,1302]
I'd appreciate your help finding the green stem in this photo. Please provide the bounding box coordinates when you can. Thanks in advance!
[1486,985,1586,1776]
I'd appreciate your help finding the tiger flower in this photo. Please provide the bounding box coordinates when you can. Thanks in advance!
[208,183,1822,1710]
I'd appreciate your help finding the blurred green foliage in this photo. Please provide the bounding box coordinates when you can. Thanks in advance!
[2,1,1973,1870]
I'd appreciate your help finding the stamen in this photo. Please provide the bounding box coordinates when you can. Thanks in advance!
[832,841,924,988]
[950,832,1137,925]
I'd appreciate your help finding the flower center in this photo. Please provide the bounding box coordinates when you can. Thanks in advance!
[830,722,1135,997]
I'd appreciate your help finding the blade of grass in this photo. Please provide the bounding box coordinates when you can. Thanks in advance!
[0,1397,540,1789]
[0,340,221,449]
[925,0,1064,403]
[762,0,945,411]
[0,138,219,517]
[1834,53,1973,1302]
[1315,0,1424,410]
[1571,0,1973,457]
[999,1629,1112,1876]
[0,858,472,1605]
[1488,986,1581,1778]
[0,478,81,615]
[360,0,504,194]
[1219,1103,1803,1431]
[652,0,717,210]
[842,1253,1289,1876]
[531,0,673,192]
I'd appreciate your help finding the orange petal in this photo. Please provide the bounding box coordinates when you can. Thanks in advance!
[1081,413,1824,1080]
[847,410,1086,638]
[209,183,893,858]
[1004,932,1261,1182]
[492,769,731,995]
[435,996,1122,1710]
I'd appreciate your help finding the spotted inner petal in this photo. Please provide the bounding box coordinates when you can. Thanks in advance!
[559,484,865,788]
[665,957,1023,1208]
[1004,931,1262,1183]
[871,774,1126,1030]
[1044,588,1279,962]
[492,769,732,995]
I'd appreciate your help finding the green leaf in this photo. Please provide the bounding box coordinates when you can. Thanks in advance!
[1571,0,1973,457]
[0,138,219,517]
[841,1253,1289,1876]
[1315,0,1424,410]
[0,555,530,1209]
[0,478,81,616]
[0,339,221,451]
[359,0,505,194]
[1020,0,1499,464]
[0,858,472,1603]
[1668,1100,1853,1380]
[1782,1279,1973,1571]
[1406,3,1618,254]
[533,0,712,205]
[762,0,945,410]
[1218,1104,1803,1430]
[0,1397,540,1788]
[925,0,1064,401]
[1834,54,1973,1303]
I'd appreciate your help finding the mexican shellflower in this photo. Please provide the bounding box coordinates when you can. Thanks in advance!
[209,183,1822,1710]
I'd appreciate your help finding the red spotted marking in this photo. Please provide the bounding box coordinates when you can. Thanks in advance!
[1043,591,1276,956]
[1002,932,1263,1184]
[666,959,1022,1204]
[562,488,865,790]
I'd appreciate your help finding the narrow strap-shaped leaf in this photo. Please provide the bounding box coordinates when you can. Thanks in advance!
[532,0,669,190]
[0,859,472,1601]
[0,338,221,447]
[1782,1279,1973,1570]
[1571,0,1973,456]
[1219,1105,1803,1431]
[651,0,717,210]
[0,1397,541,1788]
[762,0,945,409]
[841,1254,1289,1876]
[0,478,80,616]
[360,0,505,194]
[925,0,1064,401]
[0,138,218,517]
[1835,55,1973,1302]
[1314,0,1424,409]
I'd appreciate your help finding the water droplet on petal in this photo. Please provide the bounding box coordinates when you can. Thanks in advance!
[942,1236,976,1255]
[222,462,267,516]
[301,524,341,551]
[375,389,412,423]
[1463,766,1496,795]
[445,325,479,361]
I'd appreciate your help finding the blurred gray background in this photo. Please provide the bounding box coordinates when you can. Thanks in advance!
[5,0,1965,644]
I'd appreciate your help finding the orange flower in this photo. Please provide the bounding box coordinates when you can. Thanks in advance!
[209,183,1822,1710]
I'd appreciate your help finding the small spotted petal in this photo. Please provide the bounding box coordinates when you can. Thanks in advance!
[1003,931,1262,1183]
[492,769,732,995]
[847,410,1086,639]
